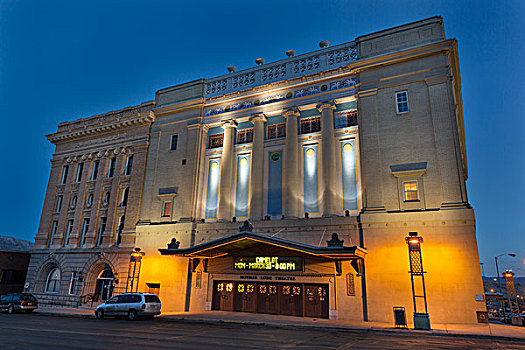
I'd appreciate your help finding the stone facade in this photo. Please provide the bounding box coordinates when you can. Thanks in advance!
[28,17,486,325]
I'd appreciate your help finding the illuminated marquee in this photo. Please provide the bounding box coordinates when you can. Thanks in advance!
[234,257,303,271]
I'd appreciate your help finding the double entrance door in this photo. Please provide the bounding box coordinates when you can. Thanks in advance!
[212,281,328,318]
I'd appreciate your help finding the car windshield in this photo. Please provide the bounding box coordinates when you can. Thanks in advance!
[145,295,160,303]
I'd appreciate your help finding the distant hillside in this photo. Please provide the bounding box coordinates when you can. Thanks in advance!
[0,236,33,251]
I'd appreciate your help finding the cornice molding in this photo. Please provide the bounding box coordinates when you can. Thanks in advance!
[47,111,155,143]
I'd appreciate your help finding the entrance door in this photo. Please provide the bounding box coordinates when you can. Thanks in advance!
[94,278,114,301]
[280,284,303,317]
[218,282,234,311]
[235,283,257,313]
[304,284,329,318]
[257,283,279,314]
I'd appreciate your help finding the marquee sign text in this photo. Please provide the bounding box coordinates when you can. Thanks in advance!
[234,257,303,271]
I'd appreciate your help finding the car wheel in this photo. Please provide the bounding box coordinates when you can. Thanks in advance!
[128,309,137,321]
[96,309,104,319]
[7,305,14,314]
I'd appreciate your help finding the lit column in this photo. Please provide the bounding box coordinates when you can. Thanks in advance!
[318,101,338,216]
[248,114,267,221]
[283,108,300,218]
[217,120,237,221]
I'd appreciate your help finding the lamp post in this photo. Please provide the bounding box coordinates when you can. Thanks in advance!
[494,253,516,319]
[405,232,430,330]
[126,248,145,293]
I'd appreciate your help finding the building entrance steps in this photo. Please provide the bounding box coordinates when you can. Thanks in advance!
[34,307,525,341]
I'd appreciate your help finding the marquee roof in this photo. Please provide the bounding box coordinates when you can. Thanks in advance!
[159,230,367,260]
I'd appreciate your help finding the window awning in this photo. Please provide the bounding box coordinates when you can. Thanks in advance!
[159,230,367,260]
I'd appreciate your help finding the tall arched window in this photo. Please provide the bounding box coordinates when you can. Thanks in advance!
[45,268,61,293]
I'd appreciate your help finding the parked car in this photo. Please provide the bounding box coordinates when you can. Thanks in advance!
[95,293,161,320]
[0,293,38,314]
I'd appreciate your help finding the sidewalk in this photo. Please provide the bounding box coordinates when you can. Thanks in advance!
[35,306,525,341]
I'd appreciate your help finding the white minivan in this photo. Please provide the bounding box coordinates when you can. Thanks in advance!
[95,293,161,320]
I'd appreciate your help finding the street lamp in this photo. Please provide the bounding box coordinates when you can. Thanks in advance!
[494,253,516,319]
[126,248,145,293]
[405,232,430,330]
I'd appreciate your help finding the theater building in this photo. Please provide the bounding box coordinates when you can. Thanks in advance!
[27,17,486,325]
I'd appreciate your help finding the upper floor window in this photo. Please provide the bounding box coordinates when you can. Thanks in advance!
[91,161,99,181]
[60,165,69,184]
[116,216,125,246]
[334,110,358,129]
[107,158,116,178]
[80,218,90,246]
[49,221,58,247]
[124,155,133,176]
[208,133,224,149]
[86,193,93,208]
[236,129,253,144]
[267,123,286,140]
[162,201,172,217]
[64,220,74,246]
[103,192,110,206]
[170,134,178,150]
[300,116,321,134]
[396,91,409,113]
[119,188,129,207]
[75,163,84,183]
[403,181,419,201]
[55,196,63,213]
[70,195,77,210]
[96,217,107,247]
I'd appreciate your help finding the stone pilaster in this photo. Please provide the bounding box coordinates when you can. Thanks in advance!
[217,120,237,221]
[318,102,339,216]
[283,108,301,218]
[248,114,267,221]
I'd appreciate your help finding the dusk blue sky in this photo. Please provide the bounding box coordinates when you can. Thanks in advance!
[1,1,523,276]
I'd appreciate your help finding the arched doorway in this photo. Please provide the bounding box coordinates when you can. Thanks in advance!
[94,264,114,301]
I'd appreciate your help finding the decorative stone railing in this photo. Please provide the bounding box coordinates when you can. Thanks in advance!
[205,41,357,98]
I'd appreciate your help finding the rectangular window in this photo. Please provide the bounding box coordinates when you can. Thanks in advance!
[396,91,409,113]
[300,116,321,134]
[49,221,58,247]
[116,216,125,246]
[75,163,84,182]
[124,155,133,176]
[236,128,253,144]
[120,188,129,207]
[334,110,358,129]
[162,201,172,217]
[65,220,74,246]
[96,217,107,247]
[170,134,178,150]
[61,165,69,184]
[267,122,286,140]
[208,133,224,149]
[107,158,116,178]
[68,272,77,295]
[91,161,99,180]
[403,181,419,201]
[55,196,63,213]
[80,218,90,246]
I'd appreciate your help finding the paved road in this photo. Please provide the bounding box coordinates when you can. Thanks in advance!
[0,314,523,349]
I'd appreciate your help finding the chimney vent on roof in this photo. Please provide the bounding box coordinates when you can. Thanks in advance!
[319,40,329,48]
[255,58,265,65]
[227,66,237,73]
[286,50,296,57]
